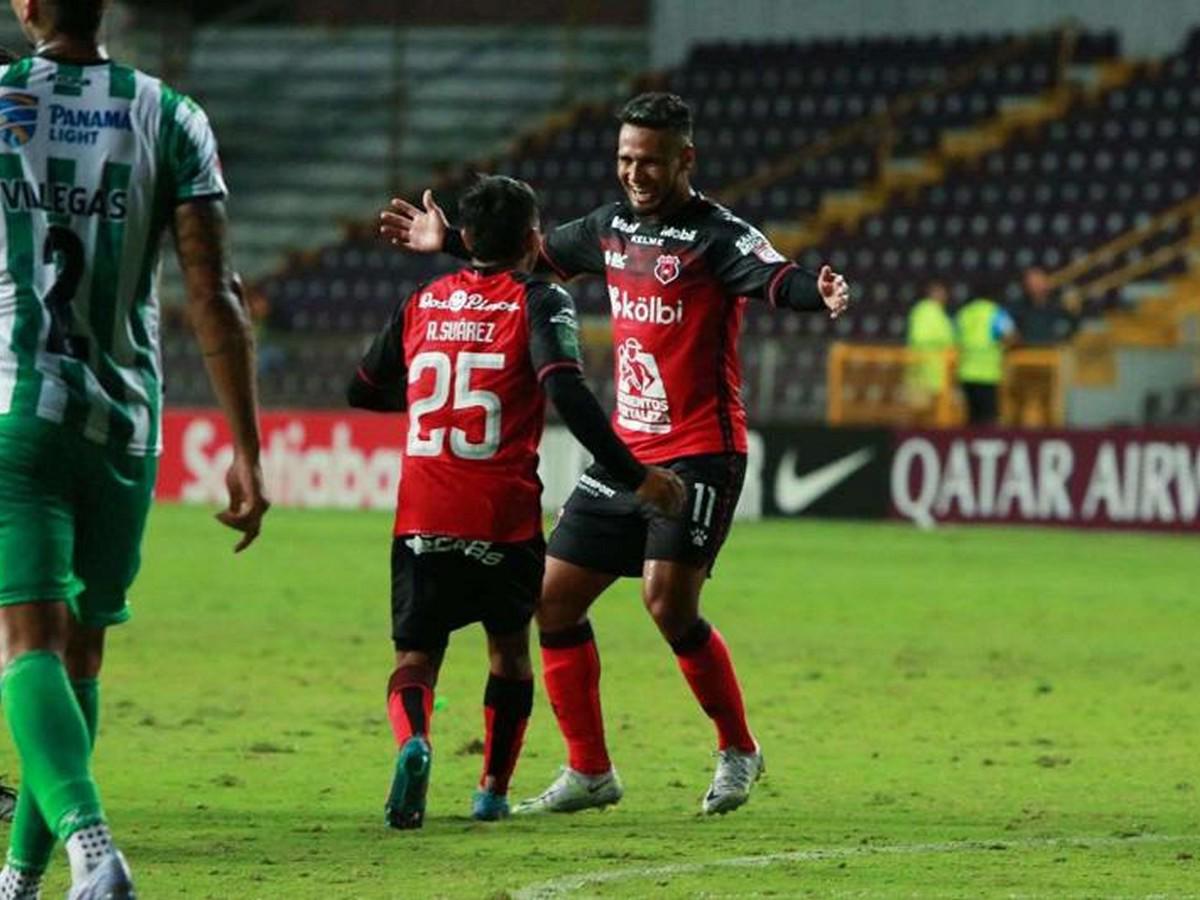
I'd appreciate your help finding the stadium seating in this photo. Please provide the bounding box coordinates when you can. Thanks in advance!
[801,50,1200,320]
[160,28,1200,424]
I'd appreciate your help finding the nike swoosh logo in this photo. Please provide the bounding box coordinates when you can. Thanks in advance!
[586,780,612,794]
[774,447,876,514]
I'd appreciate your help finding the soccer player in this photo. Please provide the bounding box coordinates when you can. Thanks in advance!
[381,92,850,816]
[349,175,684,829]
[0,2,268,897]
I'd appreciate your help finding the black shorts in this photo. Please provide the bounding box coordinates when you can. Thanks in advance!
[548,453,747,578]
[391,534,544,652]
[962,381,1000,425]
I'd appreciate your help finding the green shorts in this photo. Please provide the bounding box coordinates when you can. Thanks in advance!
[0,416,157,627]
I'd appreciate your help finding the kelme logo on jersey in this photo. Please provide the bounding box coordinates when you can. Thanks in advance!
[654,254,682,286]
[0,92,38,148]
[609,285,684,325]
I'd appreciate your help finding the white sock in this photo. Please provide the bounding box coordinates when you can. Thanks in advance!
[64,824,113,885]
[0,865,42,900]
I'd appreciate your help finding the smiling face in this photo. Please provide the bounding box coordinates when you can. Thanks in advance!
[616,123,694,218]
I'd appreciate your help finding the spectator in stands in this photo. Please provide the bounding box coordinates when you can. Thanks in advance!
[955,294,1017,425]
[1014,267,1078,345]
[906,281,955,414]
[246,284,287,377]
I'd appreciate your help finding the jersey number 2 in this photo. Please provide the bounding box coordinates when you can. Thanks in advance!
[407,350,504,460]
[43,225,88,360]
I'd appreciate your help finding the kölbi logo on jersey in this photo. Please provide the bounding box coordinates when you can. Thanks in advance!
[609,286,683,325]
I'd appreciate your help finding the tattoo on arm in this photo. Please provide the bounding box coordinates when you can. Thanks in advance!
[174,199,250,350]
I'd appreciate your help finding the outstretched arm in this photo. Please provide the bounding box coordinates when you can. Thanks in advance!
[769,264,851,317]
[174,198,269,552]
[379,190,605,280]
[379,189,450,255]
[711,218,851,317]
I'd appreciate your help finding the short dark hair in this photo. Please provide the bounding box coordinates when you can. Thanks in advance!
[458,175,540,264]
[618,92,693,144]
[46,0,107,38]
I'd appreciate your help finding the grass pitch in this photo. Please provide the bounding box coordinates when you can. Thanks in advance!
[2,506,1196,898]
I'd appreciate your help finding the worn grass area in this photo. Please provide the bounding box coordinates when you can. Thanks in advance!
[2,506,1196,898]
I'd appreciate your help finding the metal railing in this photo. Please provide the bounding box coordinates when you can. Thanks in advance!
[1047,193,1200,301]
[827,343,1069,427]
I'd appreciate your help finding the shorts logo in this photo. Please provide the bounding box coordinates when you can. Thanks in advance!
[0,93,38,148]
[654,254,682,286]
[690,527,708,547]
[405,535,504,566]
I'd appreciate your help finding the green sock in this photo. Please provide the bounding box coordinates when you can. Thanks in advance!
[0,653,104,843]
[5,678,100,874]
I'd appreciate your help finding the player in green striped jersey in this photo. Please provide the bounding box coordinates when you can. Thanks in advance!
[0,2,269,898]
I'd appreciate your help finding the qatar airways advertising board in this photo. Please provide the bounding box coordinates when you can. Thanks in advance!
[891,429,1200,532]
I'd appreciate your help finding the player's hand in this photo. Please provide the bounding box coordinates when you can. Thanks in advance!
[216,452,270,553]
[379,189,448,254]
[635,466,687,519]
[817,265,851,319]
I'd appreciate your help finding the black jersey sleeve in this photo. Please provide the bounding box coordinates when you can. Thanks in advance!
[347,295,409,412]
[527,280,646,489]
[708,215,825,311]
[526,281,585,379]
[539,208,607,280]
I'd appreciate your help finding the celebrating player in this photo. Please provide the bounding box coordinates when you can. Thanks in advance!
[381,92,849,816]
[0,2,268,898]
[350,175,684,829]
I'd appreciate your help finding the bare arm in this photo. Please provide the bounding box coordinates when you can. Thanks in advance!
[174,198,269,551]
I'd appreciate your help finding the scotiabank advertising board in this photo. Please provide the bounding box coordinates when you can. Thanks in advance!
[891,429,1200,532]
[159,409,404,509]
[157,408,608,515]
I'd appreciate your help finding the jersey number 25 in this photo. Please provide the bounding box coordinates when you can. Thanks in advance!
[406,350,504,460]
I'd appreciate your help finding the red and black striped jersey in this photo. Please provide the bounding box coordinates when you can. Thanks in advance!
[354,266,582,542]
[540,193,805,463]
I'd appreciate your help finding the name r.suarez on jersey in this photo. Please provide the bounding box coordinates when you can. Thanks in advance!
[424,319,496,343]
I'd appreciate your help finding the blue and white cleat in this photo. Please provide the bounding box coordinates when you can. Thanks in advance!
[385,736,432,830]
[702,744,765,815]
[66,849,135,900]
[470,788,510,821]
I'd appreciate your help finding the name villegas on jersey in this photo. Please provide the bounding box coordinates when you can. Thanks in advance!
[0,178,128,219]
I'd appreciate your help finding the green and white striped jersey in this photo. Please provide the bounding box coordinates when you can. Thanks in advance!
[0,55,225,456]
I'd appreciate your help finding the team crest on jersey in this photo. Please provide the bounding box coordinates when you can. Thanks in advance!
[654,254,682,286]
[0,93,38,148]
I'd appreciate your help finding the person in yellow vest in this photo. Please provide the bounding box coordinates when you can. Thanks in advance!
[906,281,956,414]
[955,295,1018,425]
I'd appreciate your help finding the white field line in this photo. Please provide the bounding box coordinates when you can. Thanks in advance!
[511,833,1198,899]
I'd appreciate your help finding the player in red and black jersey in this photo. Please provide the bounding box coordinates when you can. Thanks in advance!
[350,175,684,828]
[381,94,850,815]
